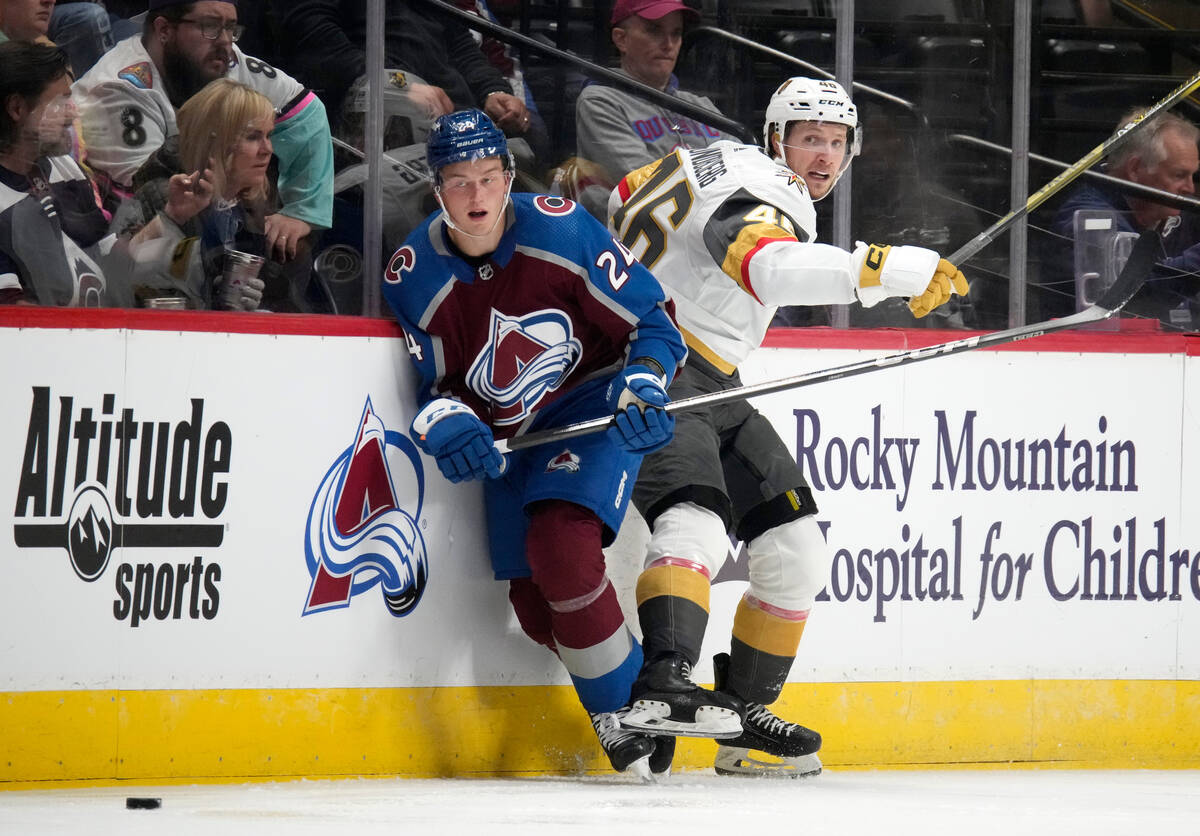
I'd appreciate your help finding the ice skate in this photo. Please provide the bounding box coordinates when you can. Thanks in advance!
[648,733,676,778]
[711,652,823,778]
[621,652,745,739]
[590,709,654,779]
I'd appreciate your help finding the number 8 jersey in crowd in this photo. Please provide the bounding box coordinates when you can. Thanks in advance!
[608,140,861,373]
[73,37,333,228]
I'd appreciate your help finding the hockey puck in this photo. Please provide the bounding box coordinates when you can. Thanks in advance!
[125,797,162,810]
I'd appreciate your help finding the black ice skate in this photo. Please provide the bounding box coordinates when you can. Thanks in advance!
[591,710,655,779]
[649,733,675,777]
[712,651,823,778]
[620,652,745,739]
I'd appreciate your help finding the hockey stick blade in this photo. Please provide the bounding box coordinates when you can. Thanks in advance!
[495,228,1160,455]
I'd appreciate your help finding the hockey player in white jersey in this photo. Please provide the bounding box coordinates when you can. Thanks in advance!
[608,77,968,775]
[73,0,333,261]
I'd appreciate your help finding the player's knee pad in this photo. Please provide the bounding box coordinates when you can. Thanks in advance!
[745,514,827,612]
[525,500,607,603]
[644,501,729,578]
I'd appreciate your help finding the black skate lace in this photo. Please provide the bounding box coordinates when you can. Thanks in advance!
[747,702,799,736]
[592,711,635,748]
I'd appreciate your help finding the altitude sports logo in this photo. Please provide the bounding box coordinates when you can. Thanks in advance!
[11,387,228,627]
[303,397,429,617]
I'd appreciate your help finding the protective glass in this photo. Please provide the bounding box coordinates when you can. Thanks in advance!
[778,124,853,174]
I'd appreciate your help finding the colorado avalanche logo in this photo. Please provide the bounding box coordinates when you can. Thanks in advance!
[303,397,429,617]
[546,450,581,473]
[466,308,582,425]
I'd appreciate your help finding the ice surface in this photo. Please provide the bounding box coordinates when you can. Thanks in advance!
[2,768,1198,835]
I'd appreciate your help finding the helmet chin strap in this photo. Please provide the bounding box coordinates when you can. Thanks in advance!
[434,172,515,240]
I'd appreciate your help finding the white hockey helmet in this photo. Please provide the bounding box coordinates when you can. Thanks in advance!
[762,77,862,192]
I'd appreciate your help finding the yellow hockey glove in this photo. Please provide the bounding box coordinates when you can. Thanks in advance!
[908,259,969,318]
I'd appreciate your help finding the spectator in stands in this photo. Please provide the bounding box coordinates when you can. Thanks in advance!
[1053,109,1200,328]
[73,0,333,264]
[451,0,549,160]
[1,0,53,44]
[1078,1,1113,25]
[0,41,129,306]
[111,78,330,312]
[275,1,534,151]
[573,0,737,216]
[49,2,139,76]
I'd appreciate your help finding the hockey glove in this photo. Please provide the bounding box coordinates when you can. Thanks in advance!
[605,365,674,455]
[852,243,968,316]
[907,258,969,318]
[410,398,506,483]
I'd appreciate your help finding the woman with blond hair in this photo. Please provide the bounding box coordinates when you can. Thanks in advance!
[112,78,331,311]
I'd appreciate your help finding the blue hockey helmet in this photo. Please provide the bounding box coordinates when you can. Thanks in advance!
[426,109,512,182]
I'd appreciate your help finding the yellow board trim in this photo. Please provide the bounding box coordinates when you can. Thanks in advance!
[3,680,1199,786]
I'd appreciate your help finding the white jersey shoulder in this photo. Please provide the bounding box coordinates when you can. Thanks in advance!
[74,37,303,188]
[609,140,858,369]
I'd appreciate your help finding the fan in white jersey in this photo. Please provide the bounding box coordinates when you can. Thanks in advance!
[73,0,333,262]
[606,77,968,776]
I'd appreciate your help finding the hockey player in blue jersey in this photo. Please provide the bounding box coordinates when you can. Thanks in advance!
[382,110,743,778]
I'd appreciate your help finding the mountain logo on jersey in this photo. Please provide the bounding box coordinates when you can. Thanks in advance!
[546,450,581,473]
[466,308,582,426]
[303,397,429,617]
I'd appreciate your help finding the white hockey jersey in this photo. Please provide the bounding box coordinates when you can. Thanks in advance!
[608,140,859,370]
[74,36,305,190]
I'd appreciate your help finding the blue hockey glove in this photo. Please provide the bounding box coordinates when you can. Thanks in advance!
[605,365,674,454]
[410,398,506,483]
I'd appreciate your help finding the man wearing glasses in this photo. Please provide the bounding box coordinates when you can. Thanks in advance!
[73,0,333,262]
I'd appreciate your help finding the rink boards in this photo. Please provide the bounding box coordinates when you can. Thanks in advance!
[1,308,1197,784]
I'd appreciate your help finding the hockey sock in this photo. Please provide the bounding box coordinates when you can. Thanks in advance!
[507,576,556,652]
[526,500,642,714]
[635,557,711,663]
[727,594,807,705]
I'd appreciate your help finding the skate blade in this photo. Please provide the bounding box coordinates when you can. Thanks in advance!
[713,746,823,778]
[621,700,743,739]
[625,754,653,783]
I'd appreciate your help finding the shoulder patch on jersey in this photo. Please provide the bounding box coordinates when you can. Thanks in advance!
[117,62,153,89]
[385,245,416,285]
[775,169,808,195]
[533,195,575,217]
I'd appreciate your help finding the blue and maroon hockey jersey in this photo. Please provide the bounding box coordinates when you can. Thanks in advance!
[383,192,685,439]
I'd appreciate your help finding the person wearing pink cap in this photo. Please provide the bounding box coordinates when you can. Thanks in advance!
[573,0,735,216]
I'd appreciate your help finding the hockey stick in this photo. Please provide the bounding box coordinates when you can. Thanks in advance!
[495,227,1160,454]
[331,135,431,184]
[947,68,1200,265]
